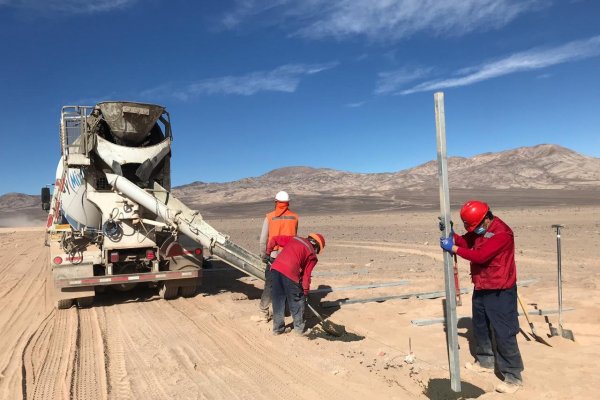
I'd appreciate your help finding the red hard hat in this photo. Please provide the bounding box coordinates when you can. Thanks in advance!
[460,200,489,232]
[308,233,325,254]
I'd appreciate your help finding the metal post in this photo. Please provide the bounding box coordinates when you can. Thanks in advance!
[556,225,562,326]
[434,92,461,392]
[552,224,564,327]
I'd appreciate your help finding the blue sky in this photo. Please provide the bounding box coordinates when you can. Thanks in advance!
[1,0,599,195]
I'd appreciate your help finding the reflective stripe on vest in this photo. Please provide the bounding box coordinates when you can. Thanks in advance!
[267,209,298,251]
[293,236,314,254]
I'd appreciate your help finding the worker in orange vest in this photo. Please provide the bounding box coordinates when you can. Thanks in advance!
[255,190,299,322]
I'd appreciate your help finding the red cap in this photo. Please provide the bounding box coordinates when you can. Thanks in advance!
[460,200,489,232]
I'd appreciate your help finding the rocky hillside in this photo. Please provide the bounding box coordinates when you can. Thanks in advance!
[0,193,40,210]
[1,144,599,222]
[173,144,600,205]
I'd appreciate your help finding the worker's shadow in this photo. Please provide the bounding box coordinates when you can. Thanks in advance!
[307,284,342,322]
[304,285,340,328]
[456,316,477,359]
[450,305,523,382]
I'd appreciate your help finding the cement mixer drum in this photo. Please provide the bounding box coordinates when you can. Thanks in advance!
[98,102,165,146]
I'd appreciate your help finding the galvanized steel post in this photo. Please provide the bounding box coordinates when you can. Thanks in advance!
[434,92,461,392]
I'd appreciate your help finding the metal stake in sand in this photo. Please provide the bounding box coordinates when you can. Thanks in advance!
[549,224,575,341]
[434,92,461,392]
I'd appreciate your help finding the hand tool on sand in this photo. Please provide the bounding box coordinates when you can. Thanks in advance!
[549,224,575,341]
[517,294,552,347]
[305,302,345,337]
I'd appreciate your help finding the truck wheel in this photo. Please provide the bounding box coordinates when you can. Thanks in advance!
[159,283,178,300]
[76,297,94,308]
[57,299,73,309]
[180,285,197,298]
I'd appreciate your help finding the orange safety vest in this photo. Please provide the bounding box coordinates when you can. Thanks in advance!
[266,203,298,251]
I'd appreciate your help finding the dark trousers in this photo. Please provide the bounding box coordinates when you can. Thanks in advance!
[259,264,272,316]
[271,269,305,334]
[472,285,524,383]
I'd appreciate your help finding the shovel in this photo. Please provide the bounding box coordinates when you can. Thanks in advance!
[517,293,552,347]
[549,224,575,341]
[305,302,346,337]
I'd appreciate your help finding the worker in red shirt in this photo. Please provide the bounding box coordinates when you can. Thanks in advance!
[440,200,524,394]
[264,233,325,336]
[256,190,299,322]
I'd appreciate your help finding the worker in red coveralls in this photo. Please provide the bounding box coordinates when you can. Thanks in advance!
[440,200,524,394]
[264,233,325,336]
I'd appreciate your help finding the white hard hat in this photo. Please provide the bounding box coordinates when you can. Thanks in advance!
[275,191,289,202]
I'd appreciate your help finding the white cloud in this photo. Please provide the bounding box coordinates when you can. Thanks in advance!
[0,0,136,14]
[221,0,290,30]
[375,67,432,95]
[222,0,543,41]
[400,35,600,94]
[142,62,338,100]
[68,94,117,105]
[345,101,365,108]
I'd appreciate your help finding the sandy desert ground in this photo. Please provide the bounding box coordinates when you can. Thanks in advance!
[0,205,599,399]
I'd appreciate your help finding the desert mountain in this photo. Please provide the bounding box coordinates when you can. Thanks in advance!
[0,193,40,210]
[173,144,600,206]
[1,144,599,224]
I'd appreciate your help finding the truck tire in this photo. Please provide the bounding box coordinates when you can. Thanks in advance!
[180,285,197,298]
[57,299,73,309]
[159,283,178,300]
[76,297,94,308]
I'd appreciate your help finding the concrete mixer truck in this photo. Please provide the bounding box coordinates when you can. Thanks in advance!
[43,102,266,309]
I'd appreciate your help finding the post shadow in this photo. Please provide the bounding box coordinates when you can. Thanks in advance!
[424,378,485,400]
[442,299,477,362]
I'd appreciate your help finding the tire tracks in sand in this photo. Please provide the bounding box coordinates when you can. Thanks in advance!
[0,231,51,399]
[22,307,109,400]
[96,296,377,400]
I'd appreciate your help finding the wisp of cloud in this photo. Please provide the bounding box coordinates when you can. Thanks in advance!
[400,35,600,94]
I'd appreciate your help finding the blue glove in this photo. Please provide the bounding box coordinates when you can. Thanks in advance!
[440,236,454,252]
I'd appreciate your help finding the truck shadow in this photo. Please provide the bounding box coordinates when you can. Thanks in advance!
[200,258,264,299]
[92,258,263,307]
[93,287,162,306]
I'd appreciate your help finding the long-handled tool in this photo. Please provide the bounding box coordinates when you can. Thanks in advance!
[549,224,575,341]
[517,293,552,347]
[305,302,345,337]
[453,254,462,306]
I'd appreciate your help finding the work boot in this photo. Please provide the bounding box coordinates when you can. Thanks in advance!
[272,327,291,336]
[465,362,494,374]
[293,328,311,337]
[251,311,271,323]
[495,381,521,394]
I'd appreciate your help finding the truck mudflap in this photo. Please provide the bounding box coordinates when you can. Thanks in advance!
[55,269,200,288]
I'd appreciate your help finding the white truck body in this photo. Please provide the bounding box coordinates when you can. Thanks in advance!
[44,102,265,309]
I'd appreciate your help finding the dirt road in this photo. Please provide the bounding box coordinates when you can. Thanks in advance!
[0,229,404,400]
[1,206,600,399]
